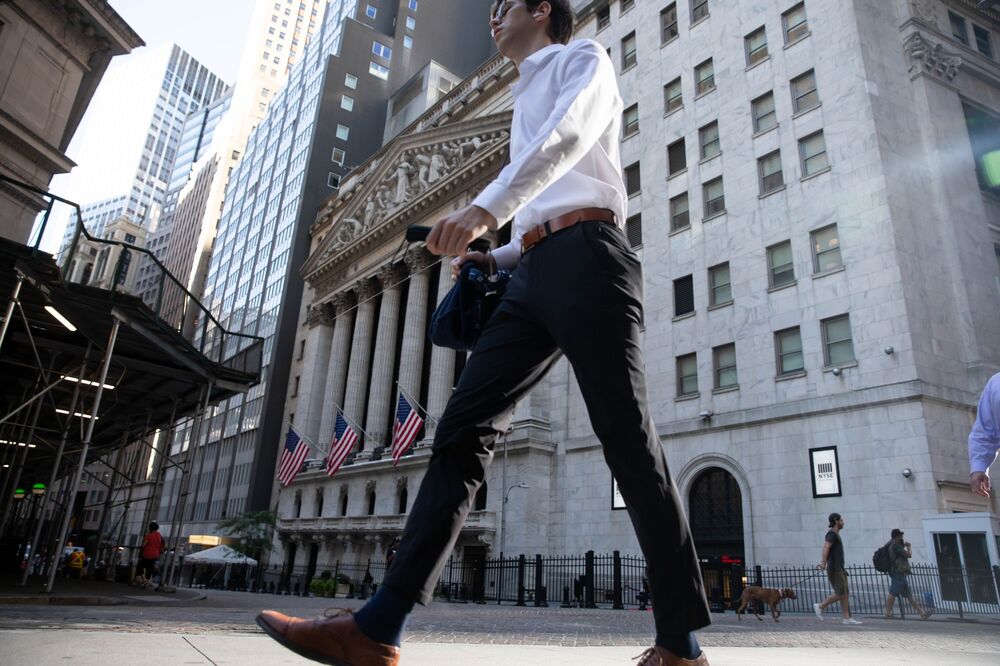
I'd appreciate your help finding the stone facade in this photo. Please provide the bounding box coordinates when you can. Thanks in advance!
[273,0,1000,575]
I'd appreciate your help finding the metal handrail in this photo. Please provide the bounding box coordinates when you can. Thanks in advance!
[1,174,264,373]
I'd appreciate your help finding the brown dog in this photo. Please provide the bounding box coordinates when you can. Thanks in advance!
[735,586,797,622]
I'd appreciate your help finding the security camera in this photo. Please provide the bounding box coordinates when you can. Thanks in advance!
[902,468,912,478]
[699,410,713,420]
[884,346,895,355]
[831,367,842,376]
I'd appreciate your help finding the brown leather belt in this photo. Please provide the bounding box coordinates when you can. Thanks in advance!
[521,207,618,254]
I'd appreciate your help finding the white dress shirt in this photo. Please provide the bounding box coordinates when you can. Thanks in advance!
[472,40,627,270]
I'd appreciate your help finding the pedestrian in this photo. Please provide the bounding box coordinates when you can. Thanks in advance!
[883,528,930,620]
[969,372,1000,497]
[66,547,85,579]
[256,1,712,665]
[813,513,862,625]
[137,521,164,587]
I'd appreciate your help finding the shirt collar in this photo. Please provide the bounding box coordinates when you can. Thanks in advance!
[510,43,564,96]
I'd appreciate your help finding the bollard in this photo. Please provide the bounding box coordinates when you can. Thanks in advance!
[562,585,572,608]
[534,554,548,607]
[584,550,596,609]
[517,554,527,606]
[612,551,623,610]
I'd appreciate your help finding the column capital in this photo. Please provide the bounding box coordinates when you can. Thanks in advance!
[377,263,407,289]
[308,301,337,328]
[404,247,435,273]
[355,277,379,301]
[332,290,356,311]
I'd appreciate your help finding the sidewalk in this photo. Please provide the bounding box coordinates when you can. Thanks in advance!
[0,572,205,605]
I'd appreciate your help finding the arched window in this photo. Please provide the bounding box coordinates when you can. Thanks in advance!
[397,487,408,514]
[688,467,744,560]
[340,492,348,516]
[367,490,376,515]
[315,488,324,517]
[474,482,487,511]
[293,491,302,518]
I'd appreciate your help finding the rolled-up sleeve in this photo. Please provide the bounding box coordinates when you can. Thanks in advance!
[969,374,1000,474]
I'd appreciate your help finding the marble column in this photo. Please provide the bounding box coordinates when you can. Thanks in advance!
[298,303,335,444]
[424,264,457,443]
[318,292,356,445]
[362,263,406,453]
[398,248,433,415]
[341,278,378,453]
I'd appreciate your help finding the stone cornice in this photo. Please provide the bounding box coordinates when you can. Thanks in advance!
[904,31,962,84]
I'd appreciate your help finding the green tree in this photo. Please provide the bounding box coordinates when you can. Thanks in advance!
[216,510,276,561]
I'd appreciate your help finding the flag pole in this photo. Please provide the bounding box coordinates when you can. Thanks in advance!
[284,420,328,457]
[395,381,438,425]
[329,402,382,449]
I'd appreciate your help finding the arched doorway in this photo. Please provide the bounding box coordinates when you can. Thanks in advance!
[688,467,745,561]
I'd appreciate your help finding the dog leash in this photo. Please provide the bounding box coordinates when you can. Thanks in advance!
[785,570,826,588]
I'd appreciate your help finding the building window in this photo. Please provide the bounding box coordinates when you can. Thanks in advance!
[398,486,408,513]
[409,0,418,9]
[713,343,737,390]
[670,192,690,232]
[661,3,678,43]
[752,91,777,133]
[291,375,299,397]
[758,150,784,194]
[664,77,683,113]
[949,11,969,45]
[367,489,376,515]
[336,123,350,140]
[597,5,611,30]
[768,240,795,288]
[745,26,768,66]
[974,25,993,58]
[703,176,725,217]
[963,103,1000,195]
[677,353,698,397]
[799,131,829,176]
[341,94,354,111]
[674,274,694,317]
[373,41,392,59]
[822,314,855,366]
[708,262,731,305]
[791,69,819,113]
[623,103,639,138]
[403,35,413,49]
[811,224,842,273]
[298,339,305,360]
[621,0,635,12]
[691,0,709,23]
[332,148,346,165]
[699,121,720,160]
[695,58,715,95]
[327,172,341,189]
[668,138,686,175]
[775,327,804,376]
[369,61,390,79]
[625,214,643,248]
[365,3,377,18]
[624,161,641,196]
[340,492,348,516]
[406,16,416,30]
[345,73,358,89]
[622,32,637,70]
[783,3,808,44]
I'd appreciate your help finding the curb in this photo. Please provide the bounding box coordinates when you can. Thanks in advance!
[0,591,207,606]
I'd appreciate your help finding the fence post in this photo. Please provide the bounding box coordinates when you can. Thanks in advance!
[517,554,527,606]
[612,550,623,610]
[534,554,547,607]
[585,550,596,609]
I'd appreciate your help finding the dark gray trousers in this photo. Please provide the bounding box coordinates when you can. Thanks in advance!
[383,220,712,635]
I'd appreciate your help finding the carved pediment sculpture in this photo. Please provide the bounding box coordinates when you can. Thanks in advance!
[904,32,961,83]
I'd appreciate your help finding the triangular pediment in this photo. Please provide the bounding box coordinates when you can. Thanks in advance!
[302,111,512,282]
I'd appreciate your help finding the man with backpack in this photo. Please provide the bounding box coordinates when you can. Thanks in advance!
[881,528,931,620]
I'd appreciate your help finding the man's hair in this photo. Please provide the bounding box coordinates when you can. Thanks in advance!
[891,528,903,538]
[492,0,575,45]
[828,512,842,527]
[149,521,159,531]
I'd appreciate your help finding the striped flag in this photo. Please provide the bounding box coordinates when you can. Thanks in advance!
[391,392,424,464]
[277,427,310,486]
[326,412,358,476]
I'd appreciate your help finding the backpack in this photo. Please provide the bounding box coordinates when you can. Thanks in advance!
[872,541,893,573]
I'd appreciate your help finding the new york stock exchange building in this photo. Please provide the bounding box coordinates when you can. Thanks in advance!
[269,2,1000,605]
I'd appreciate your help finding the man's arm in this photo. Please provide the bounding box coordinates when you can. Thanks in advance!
[817,541,831,570]
[969,375,1000,496]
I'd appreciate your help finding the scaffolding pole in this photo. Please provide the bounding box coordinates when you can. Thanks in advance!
[0,394,44,538]
[44,318,120,594]
[0,272,24,354]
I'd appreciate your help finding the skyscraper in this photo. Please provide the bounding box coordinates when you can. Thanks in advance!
[55,44,228,254]
[159,0,496,536]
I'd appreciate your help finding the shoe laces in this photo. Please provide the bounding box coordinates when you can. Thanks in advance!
[633,647,665,666]
[322,607,355,619]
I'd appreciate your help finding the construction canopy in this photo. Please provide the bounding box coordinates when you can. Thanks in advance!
[183,544,257,566]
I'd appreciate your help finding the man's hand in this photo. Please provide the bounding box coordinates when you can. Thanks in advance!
[427,204,497,257]
[970,471,991,497]
[450,251,489,280]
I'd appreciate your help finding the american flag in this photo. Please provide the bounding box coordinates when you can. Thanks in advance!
[277,427,310,486]
[326,412,358,476]
[391,392,424,464]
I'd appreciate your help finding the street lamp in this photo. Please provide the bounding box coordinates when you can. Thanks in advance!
[499,482,529,559]
[13,488,25,500]
[31,483,45,496]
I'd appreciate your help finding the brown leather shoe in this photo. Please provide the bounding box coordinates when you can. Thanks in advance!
[634,646,709,666]
[256,608,399,665]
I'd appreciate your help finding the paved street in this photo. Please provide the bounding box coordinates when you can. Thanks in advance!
[1,587,998,664]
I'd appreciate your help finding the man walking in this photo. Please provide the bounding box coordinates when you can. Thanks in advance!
[257,1,711,664]
[137,521,164,588]
[969,372,1000,497]
[814,513,862,625]
[883,528,930,620]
